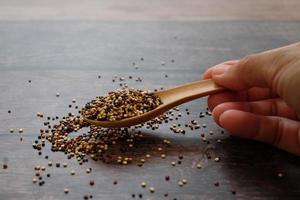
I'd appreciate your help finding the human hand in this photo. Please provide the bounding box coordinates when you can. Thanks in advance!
[203,42,300,155]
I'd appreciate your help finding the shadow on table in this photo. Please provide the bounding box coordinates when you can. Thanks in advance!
[91,129,214,166]
[219,136,300,197]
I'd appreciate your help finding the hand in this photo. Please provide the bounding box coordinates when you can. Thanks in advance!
[203,42,300,155]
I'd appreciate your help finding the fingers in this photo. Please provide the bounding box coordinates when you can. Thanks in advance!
[204,44,300,155]
[212,99,298,125]
[207,87,278,111]
[218,110,300,155]
[206,43,300,116]
[204,60,278,111]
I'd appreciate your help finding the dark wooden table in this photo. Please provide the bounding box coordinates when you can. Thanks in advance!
[1,1,300,200]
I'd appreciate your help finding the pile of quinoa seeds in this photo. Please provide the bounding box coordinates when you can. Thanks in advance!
[31,63,237,199]
[82,88,162,121]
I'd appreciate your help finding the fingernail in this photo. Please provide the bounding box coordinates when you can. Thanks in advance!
[212,67,227,76]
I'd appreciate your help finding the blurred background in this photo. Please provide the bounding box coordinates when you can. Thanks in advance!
[1,0,300,72]
[1,0,300,21]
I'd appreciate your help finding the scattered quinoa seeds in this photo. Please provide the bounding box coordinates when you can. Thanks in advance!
[145,154,151,158]
[28,72,235,199]
[141,182,147,188]
[178,181,183,187]
[36,112,44,118]
[182,179,187,184]
[89,180,95,186]
[149,187,155,193]
[64,188,69,194]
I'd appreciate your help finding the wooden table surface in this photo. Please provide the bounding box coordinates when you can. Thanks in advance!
[1,1,300,200]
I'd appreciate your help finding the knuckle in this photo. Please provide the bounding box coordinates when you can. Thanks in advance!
[238,54,258,75]
[240,54,256,66]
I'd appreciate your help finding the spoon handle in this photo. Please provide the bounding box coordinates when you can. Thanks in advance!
[156,79,225,105]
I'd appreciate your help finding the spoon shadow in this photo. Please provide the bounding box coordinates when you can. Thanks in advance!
[89,129,215,166]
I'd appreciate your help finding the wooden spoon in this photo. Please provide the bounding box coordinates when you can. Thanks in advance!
[83,79,225,128]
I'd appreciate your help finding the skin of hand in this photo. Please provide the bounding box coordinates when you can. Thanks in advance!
[203,42,300,155]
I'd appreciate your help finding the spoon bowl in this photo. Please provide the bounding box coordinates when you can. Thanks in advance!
[83,79,225,128]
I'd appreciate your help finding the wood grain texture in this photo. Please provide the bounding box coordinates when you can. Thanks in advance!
[0,0,300,21]
[0,21,300,200]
